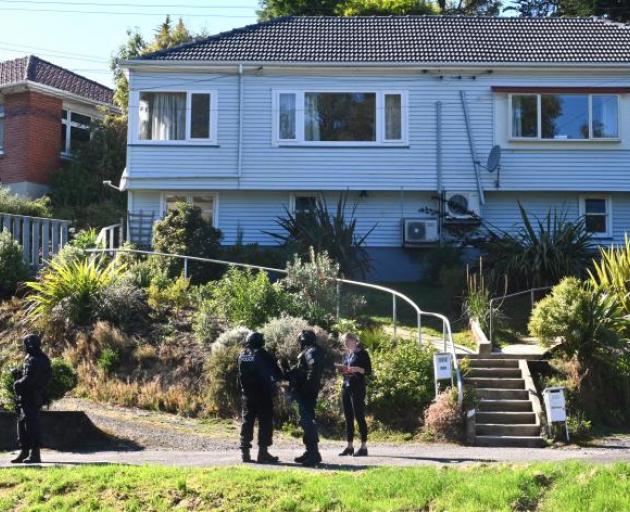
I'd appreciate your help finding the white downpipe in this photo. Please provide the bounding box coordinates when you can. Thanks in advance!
[459,90,485,205]
[237,64,244,183]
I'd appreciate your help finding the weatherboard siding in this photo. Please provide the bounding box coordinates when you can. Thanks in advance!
[127,69,630,193]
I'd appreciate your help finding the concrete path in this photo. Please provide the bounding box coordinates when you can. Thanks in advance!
[1,443,629,470]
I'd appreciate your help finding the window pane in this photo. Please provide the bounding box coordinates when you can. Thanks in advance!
[385,94,402,140]
[279,93,296,140]
[512,95,538,138]
[70,126,90,152]
[165,194,187,214]
[295,196,317,214]
[585,198,606,214]
[585,215,607,233]
[191,194,215,223]
[60,123,68,153]
[304,92,376,142]
[541,95,588,139]
[71,112,91,127]
[62,109,68,120]
[139,92,186,141]
[0,117,3,152]
[592,95,618,138]
[191,93,210,139]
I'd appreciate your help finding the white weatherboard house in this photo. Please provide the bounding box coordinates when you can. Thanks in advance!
[122,16,630,280]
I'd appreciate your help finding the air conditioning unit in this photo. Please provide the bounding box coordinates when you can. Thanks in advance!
[444,191,481,221]
[403,219,439,246]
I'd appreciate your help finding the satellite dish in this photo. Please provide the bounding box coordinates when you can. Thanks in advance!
[486,145,502,173]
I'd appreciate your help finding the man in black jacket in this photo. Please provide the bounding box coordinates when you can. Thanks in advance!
[284,330,323,467]
[238,331,282,464]
[11,334,52,464]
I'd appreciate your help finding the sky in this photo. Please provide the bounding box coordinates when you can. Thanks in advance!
[0,0,260,88]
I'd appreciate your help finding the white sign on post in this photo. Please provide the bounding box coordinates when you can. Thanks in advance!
[433,353,452,381]
[543,387,569,441]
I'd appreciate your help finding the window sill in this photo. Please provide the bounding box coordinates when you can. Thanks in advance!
[275,143,410,148]
[508,138,621,143]
[130,142,220,148]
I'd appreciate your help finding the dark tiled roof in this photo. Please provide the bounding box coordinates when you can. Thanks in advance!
[138,16,630,64]
[0,55,113,104]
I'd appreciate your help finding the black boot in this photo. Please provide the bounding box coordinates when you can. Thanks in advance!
[301,448,322,467]
[241,448,252,463]
[257,447,279,464]
[23,448,41,464]
[10,449,29,464]
[294,451,309,463]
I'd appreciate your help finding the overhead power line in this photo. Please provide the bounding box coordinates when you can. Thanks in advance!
[0,6,255,15]
[0,40,107,61]
[0,0,253,8]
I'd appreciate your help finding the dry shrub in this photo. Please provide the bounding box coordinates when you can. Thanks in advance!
[423,388,464,441]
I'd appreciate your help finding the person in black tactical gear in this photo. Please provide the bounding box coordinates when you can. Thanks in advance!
[281,329,324,467]
[238,331,282,464]
[11,334,52,464]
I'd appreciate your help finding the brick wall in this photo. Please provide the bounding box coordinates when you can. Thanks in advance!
[0,90,62,186]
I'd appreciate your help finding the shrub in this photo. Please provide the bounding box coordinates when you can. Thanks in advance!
[70,228,102,249]
[261,316,338,375]
[281,249,342,327]
[0,365,19,411]
[0,187,53,217]
[423,388,464,441]
[367,338,435,430]
[97,279,147,329]
[267,192,375,278]
[97,347,121,375]
[202,268,291,328]
[192,302,223,346]
[152,203,222,283]
[589,235,630,315]
[220,239,288,269]
[0,229,28,297]
[462,260,506,334]
[204,327,250,417]
[147,273,191,320]
[478,203,593,290]
[26,255,126,326]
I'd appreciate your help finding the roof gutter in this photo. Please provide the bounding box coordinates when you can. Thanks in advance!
[121,59,630,71]
[0,80,117,111]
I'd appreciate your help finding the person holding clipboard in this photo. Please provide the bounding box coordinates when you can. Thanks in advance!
[337,332,372,457]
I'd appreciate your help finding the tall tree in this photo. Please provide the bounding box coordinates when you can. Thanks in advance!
[258,0,344,19]
[342,0,437,15]
[510,0,630,21]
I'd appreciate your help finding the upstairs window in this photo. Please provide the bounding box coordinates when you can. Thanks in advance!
[510,94,619,140]
[579,195,612,238]
[0,100,4,153]
[138,91,216,143]
[275,90,407,145]
[61,109,91,156]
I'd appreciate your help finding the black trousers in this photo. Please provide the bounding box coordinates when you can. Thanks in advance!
[342,385,368,443]
[17,403,42,450]
[240,394,274,449]
[295,392,319,451]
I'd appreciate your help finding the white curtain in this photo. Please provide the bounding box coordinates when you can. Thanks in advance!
[304,93,320,141]
[151,93,186,140]
[385,95,401,140]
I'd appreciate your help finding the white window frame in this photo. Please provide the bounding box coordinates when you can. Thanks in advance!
[160,191,219,228]
[508,93,620,142]
[133,90,218,145]
[289,192,321,215]
[0,99,4,154]
[579,194,612,238]
[60,109,92,157]
[272,90,408,147]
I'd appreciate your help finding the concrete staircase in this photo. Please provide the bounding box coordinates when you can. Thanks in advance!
[462,355,546,448]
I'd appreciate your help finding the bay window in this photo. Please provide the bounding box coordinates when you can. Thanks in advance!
[138,91,217,143]
[275,90,407,145]
[163,192,217,226]
[579,195,612,237]
[61,109,91,156]
[510,93,619,140]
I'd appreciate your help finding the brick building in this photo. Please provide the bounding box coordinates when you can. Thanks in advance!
[0,55,114,197]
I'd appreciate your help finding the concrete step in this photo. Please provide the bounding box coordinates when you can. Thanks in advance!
[476,423,541,437]
[474,435,546,448]
[476,388,530,400]
[466,368,522,378]
[461,353,543,361]
[465,378,525,390]
[466,358,520,368]
[478,399,533,412]
[476,411,537,424]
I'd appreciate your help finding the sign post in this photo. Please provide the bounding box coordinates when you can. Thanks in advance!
[543,387,569,442]
[433,352,453,397]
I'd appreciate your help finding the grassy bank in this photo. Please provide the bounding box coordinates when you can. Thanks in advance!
[1,462,629,511]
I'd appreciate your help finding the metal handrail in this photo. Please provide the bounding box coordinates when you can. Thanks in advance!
[85,247,465,404]
[488,285,553,344]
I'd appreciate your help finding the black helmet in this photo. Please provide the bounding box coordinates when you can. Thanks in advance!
[23,334,42,354]
[298,330,316,349]
[245,331,265,350]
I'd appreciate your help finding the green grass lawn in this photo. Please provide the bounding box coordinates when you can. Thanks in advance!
[1,462,629,511]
